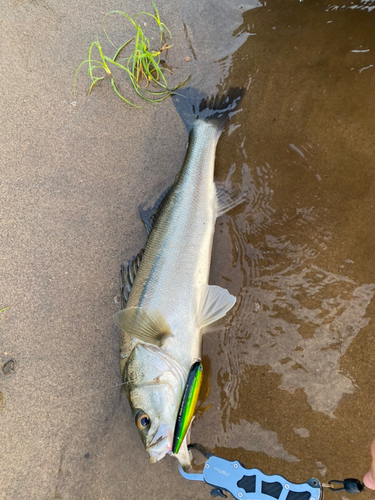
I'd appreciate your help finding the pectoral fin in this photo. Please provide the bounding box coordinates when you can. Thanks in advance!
[114,307,172,346]
[198,285,236,328]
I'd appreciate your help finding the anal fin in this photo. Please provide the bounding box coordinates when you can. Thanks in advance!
[198,285,236,329]
[216,182,247,217]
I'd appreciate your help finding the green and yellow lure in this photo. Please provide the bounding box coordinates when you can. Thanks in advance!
[172,361,203,454]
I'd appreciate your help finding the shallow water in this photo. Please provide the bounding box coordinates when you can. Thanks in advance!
[1,0,375,498]
[193,0,375,489]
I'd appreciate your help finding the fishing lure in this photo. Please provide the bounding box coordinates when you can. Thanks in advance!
[172,361,203,454]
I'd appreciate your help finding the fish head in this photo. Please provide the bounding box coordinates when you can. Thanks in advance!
[125,344,189,465]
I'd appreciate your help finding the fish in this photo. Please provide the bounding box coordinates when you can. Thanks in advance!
[114,87,245,469]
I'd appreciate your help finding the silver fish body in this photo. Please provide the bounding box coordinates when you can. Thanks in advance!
[115,89,244,468]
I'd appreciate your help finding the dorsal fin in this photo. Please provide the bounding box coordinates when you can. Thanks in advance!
[120,249,144,309]
[139,186,171,234]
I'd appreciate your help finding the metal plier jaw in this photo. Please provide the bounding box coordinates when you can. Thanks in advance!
[179,445,322,500]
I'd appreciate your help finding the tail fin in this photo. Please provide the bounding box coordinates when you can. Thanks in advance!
[172,87,245,133]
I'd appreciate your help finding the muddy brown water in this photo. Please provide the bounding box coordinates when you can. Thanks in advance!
[1,0,375,498]
[195,0,375,487]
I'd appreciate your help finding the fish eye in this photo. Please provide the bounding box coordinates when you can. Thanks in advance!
[136,411,151,430]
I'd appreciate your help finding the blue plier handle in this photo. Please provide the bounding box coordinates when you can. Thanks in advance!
[178,444,322,500]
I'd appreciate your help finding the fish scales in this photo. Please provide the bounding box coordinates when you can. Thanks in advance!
[125,122,218,367]
[115,87,245,469]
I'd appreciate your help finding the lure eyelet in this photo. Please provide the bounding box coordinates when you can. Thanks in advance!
[136,411,151,430]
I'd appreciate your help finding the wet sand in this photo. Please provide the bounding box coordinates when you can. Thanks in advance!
[1,0,375,499]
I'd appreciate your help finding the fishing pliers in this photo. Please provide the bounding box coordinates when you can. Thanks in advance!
[178,444,365,500]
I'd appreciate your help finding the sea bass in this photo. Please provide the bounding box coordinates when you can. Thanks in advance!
[114,88,245,469]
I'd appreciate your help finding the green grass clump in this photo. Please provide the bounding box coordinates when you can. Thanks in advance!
[74,3,188,107]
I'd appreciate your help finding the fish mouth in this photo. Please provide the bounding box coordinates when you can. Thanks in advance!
[146,422,173,463]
